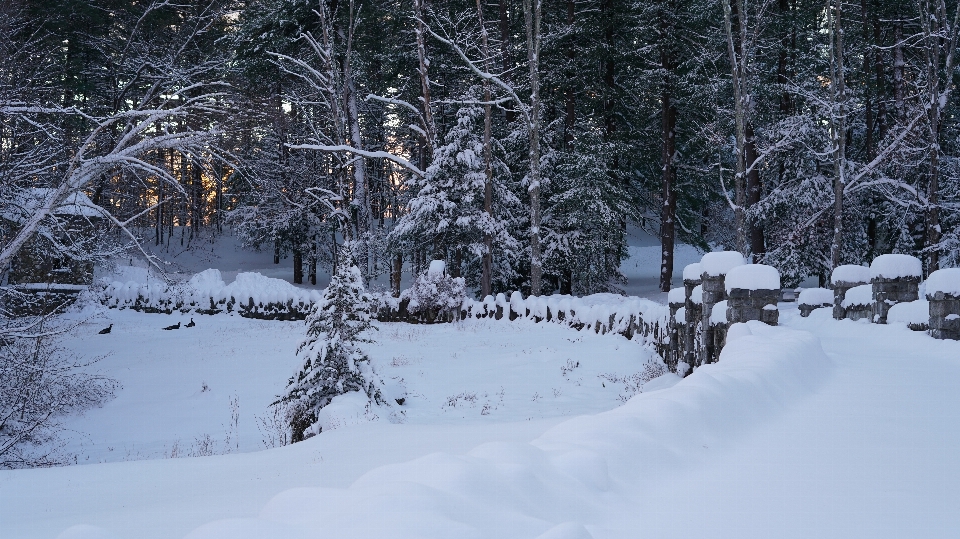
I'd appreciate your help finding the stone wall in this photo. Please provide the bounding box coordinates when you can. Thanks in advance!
[727,288,780,326]
[928,291,960,340]
[700,274,725,365]
[833,280,868,320]
[683,278,702,372]
[872,276,920,324]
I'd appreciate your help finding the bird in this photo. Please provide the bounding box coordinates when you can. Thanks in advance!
[98,324,113,335]
[185,318,195,328]
[162,322,181,330]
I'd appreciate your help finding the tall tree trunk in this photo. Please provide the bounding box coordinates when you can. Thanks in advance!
[343,0,371,281]
[523,0,543,295]
[745,124,764,261]
[659,95,677,292]
[828,0,847,271]
[722,0,749,255]
[293,249,303,284]
[478,0,495,298]
[414,0,436,157]
[500,0,515,123]
[659,4,677,293]
[563,0,575,150]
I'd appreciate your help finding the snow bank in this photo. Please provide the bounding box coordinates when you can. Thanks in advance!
[700,251,745,276]
[724,264,780,292]
[710,300,729,325]
[798,287,834,306]
[925,268,960,297]
[870,254,922,280]
[831,264,870,285]
[887,300,929,326]
[682,262,703,281]
[668,287,685,304]
[675,306,686,322]
[197,322,830,539]
[841,284,873,308]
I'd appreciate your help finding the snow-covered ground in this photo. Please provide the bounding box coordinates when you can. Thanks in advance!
[4,235,959,539]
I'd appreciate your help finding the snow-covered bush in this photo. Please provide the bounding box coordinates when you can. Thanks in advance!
[400,260,466,321]
[279,251,383,442]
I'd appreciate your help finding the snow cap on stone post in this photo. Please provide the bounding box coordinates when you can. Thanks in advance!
[924,268,960,298]
[869,254,922,279]
[831,264,870,285]
[724,264,781,293]
[700,251,745,277]
[683,263,704,281]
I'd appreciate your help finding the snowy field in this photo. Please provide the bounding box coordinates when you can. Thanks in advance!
[4,235,960,539]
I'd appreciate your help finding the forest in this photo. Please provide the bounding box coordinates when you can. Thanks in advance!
[2,0,959,299]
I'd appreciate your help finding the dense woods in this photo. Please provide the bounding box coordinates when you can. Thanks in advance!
[3,0,960,298]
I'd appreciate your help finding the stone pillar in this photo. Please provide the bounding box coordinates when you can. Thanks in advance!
[926,268,960,340]
[683,283,702,373]
[667,290,684,373]
[700,274,725,365]
[728,288,780,325]
[698,252,744,365]
[869,254,922,324]
[872,276,920,324]
[831,265,870,320]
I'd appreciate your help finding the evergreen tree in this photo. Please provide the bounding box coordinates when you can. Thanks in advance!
[280,250,382,442]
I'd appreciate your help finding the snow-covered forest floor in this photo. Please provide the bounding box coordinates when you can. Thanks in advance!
[2,236,958,539]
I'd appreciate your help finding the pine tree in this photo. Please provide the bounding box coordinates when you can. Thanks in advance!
[281,250,382,442]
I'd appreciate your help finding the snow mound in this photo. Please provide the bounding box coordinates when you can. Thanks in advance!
[724,264,780,292]
[668,287,685,304]
[831,264,871,285]
[887,300,929,326]
[726,322,752,342]
[700,251,745,276]
[798,287,834,306]
[682,262,703,281]
[870,254,922,280]
[710,300,729,324]
[208,323,830,539]
[308,391,383,435]
[841,284,873,308]
[925,268,960,297]
[690,285,703,305]
[675,306,686,322]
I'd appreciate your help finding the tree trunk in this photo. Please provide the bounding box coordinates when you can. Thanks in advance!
[659,10,677,293]
[293,249,303,284]
[722,0,749,255]
[523,0,543,295]
[745,124,764,261]
[479,0,494,298]
[391,253,402,297]
[828,0,847,271]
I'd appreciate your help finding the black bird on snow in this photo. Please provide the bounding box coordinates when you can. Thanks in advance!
[98,324,113,334]
[162,322,181,331]
[185,318,196,328]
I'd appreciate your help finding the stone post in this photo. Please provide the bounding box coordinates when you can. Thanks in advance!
[698,251,745,366]
[926,268,960,340]
[681,263,703,374]
[720,264,780,361]
[667,287,685,373]
[869,254,922,324]
[830,265,870,320]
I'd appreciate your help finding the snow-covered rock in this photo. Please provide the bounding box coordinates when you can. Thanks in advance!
[675,306,686,322]
[726,322,752,342]
[700,251,745,277]
[831,264,871,285]
[925,268,960,297]
[870,254,922,280]
[724,264,781,293]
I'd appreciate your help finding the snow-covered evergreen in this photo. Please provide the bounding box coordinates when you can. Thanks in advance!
[280,250,382,441]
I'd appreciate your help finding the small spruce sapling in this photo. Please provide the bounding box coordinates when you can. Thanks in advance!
[280,250,382,442]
